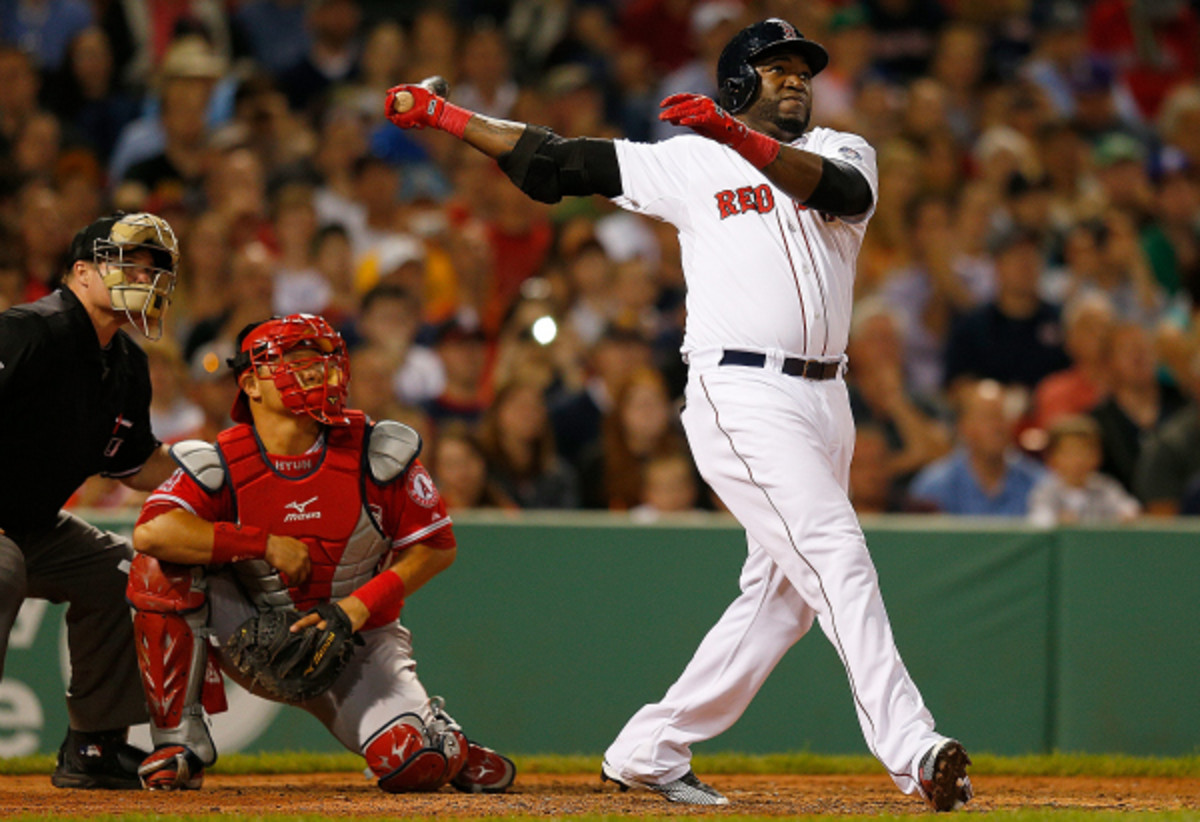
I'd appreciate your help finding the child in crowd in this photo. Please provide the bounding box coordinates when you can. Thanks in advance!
[630,451,701,521]
[1028,415,1140,526]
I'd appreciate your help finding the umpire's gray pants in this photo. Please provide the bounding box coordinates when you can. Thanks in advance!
[0,511,147,732]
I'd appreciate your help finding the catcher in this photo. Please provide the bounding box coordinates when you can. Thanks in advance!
[126,313,515,794]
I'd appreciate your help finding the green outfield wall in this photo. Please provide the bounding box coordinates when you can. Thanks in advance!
[2,513,1197,758]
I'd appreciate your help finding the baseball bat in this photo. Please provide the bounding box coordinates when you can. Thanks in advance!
[391,76,450,115]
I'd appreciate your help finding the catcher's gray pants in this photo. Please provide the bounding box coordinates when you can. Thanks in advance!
[204,572,435,753]
[0,511,147,732]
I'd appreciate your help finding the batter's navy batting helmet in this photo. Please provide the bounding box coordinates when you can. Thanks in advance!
[717,18,829,114]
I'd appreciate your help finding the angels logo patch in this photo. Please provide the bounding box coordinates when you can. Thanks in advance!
[407,465,439,508]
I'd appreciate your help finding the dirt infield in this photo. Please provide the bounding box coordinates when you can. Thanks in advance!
[3,773,1199,816]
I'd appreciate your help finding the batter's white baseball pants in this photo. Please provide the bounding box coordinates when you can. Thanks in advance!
[604,352,946,795]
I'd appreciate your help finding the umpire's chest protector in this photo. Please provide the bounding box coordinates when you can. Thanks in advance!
[218,411,389,610]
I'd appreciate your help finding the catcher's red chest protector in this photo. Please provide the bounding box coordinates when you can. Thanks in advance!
[218,411,385,612]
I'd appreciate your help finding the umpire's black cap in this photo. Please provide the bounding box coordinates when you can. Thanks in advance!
[68,215,123,264]
[67,211,180,272]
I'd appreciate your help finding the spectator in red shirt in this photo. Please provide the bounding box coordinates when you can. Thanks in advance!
[1031,291,1116,431]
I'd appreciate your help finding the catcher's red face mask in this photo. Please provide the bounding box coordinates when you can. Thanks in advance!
[229,314,351,426]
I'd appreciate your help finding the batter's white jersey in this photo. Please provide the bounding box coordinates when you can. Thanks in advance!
[611,127,878,360]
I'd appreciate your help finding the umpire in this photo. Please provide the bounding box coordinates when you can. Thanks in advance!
[0,212,182,789]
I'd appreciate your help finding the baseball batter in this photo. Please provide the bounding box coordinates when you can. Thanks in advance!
[384,18,971,811]
[126,314,515,794]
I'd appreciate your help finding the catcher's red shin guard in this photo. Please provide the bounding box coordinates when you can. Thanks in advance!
[442,728,468,782]
[450,742,517,794]
[126,555,224,768]
[364,714,451,793]
[138,745,206,790]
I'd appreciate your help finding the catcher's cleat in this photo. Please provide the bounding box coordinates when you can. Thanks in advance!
[450,742,516,794]
[918,738,973,812]
[51,729,145,790]
[138,744,207,790]
[601,760,729,805]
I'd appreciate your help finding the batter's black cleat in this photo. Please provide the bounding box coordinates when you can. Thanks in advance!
[602,760,729,805]
[51,729,146,790]
[918,738,973,812]
[600,760,631,792]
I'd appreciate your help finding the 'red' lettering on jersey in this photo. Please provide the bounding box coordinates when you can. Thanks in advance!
[139,412,454,629]
[715,185,775,219]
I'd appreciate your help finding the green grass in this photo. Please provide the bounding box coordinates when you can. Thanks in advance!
[3,751,1199,778]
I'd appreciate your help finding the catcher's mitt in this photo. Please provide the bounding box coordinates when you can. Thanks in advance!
[224,603,362,703]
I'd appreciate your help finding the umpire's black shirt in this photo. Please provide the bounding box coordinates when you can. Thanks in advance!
[0,288,158,536]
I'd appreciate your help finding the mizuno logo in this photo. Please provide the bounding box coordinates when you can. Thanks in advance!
[303,634,336,675]
[284,496,321,522]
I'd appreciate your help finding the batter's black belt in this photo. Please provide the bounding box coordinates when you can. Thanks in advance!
[719,349,841,380]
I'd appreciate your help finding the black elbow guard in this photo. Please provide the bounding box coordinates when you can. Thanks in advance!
[497,126,563,203]
[804,158,873,217]
[497,126,622,204]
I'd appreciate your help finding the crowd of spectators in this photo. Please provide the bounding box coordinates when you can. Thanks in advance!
[3,0,1200,523]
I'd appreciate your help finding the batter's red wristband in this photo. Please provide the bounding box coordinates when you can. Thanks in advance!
[437,102,472,139]
[736,130,781,170]
[352,571,406,617]
[211,522,268,564]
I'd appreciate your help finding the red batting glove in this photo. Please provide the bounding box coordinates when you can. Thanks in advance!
[659,93,780,169]
[384,84,471,138]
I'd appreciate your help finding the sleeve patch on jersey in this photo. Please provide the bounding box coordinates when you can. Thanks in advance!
[407,465,440,508]
[838,146,863,163]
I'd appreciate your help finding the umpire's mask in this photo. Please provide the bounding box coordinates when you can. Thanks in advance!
[70,212,180,340]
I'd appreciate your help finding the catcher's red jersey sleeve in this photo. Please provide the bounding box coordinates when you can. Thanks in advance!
[138,468,234,526]
[367,459,456,552]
